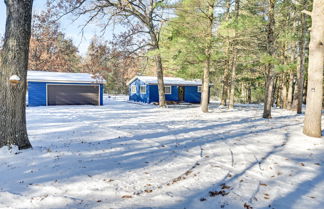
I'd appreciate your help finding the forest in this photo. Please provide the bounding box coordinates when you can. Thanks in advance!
[0,0,323,146]
[0,1,323,208]
[21,0,312,107]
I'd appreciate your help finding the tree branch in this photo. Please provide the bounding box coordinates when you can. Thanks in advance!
[301,10,312,16]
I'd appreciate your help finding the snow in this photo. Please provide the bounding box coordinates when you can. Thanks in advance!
[9,75,21,81]
[27,71,106,84]
[127,76,202,86]
[0,96,324,209]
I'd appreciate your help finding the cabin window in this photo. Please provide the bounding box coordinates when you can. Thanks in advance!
[131,85,137,94]
[198,86,202,93]
[165,86,172,94]
[140,85,146,94]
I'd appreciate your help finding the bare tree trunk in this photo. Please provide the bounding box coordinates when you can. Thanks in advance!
[303,78,307,104]
[296,11,307,114]
[150,31,166,107]
[221,68,229,106]
[228,49,237,109]
[273,77,279,107]
[201,0,215,113]
[201,51,211,112]
[263,0,276,118]
[292,76,298,109]
[228,0,240,109]
[240,83,246,103]
[247,84,252,104]
[0,0,33,149]
[155,53,166,107]
[220,0,231,107]
[281,76,288,109]
[286,71,294,109]
[303,0,324,137]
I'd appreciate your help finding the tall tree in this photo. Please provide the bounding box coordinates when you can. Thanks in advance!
[159,0,218,112]
[83,33,143,94]
[50,0,168,107]
[295,0,309,114]
[262,0,276,118]
[303,0,324,137]
[220,0,231,106]
[228,0,240,109]
[29,9,81,72]
[0,0,33,149]
[201,0,216,113]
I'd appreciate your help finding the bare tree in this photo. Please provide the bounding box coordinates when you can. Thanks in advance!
[303,0,324,137]
[0,0,33,149]
[51,0,168,107]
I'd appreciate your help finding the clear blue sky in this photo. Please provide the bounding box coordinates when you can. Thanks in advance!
[0,0,118,56]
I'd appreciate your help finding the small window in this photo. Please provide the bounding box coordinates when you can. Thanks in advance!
[131,85,137,94]
[140,85,146,94]
[198,86,202,93]
[165,86,172,94]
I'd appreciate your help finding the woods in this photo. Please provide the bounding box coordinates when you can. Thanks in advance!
[1,0,324,208]
[0,0,323,151]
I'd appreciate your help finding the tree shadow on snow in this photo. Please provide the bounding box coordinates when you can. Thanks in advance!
[0,103,311,209]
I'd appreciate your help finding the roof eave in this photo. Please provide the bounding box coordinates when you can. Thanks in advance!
[147,83,202,86]
[28,79,106,84]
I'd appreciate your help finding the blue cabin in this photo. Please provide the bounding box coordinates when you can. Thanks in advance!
[27,71,105,106]
[127,76,204,104]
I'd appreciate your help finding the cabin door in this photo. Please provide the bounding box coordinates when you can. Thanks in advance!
[178,86,185,102]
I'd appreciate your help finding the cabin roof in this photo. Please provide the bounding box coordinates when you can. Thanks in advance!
[27,71,106,84]
[127,76,202,86]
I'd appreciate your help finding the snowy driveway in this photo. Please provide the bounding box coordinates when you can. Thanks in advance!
[0,98,323,209]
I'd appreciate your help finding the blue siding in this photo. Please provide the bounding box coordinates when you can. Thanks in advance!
[130,84,179,103]
[128,78,203,104]
[28,82,104,106]
[184,86,201,103]
[147,85,179,103]
[148,85,159,103]
[100,84,104,105]
[166,86,178,101]
[129,79,149,103]
[28,82,47,106]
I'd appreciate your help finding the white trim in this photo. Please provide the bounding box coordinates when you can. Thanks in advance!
[131,85,137,94]
[46,84,48,106]
[197,86,202,93]
[140,85,146,94]
[46,83,101,106]
[98,85,101,106]
[27,71,106,84]
[127,76,202,86]
[29,80,105,84]
[126,77,141,86]
[165,86,172,94]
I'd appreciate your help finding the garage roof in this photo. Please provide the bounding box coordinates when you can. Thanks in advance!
[27,71,106,84]
[127,76,202,86]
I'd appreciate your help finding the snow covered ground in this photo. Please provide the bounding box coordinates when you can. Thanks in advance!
[0,96,323,209]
